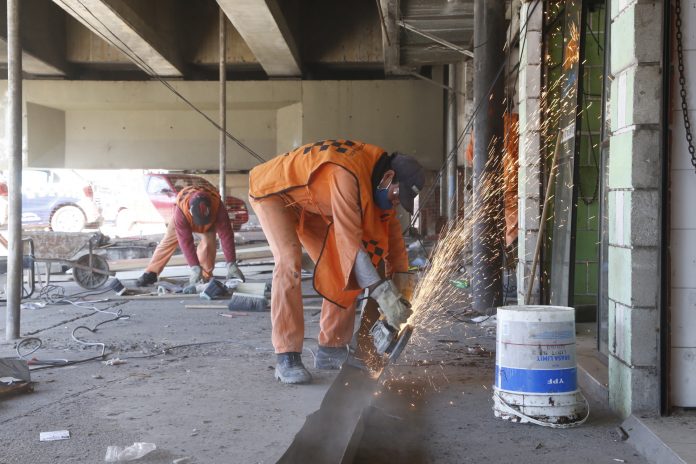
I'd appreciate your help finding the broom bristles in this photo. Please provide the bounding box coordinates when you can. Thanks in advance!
[228,292,267,312]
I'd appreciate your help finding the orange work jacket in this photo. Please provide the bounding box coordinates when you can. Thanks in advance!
[249,140,397,308]
[176,185,222,234]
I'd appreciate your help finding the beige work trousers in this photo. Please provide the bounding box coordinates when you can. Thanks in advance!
[249,195,356,354]
[145,220,218,280]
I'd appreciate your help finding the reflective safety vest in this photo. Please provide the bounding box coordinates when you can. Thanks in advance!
[249,140,394,308]
[176,185,222,234]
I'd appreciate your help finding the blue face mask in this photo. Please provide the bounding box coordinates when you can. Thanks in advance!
[374,188,393,210]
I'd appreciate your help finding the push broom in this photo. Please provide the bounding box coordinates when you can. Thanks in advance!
[227,282,268,312]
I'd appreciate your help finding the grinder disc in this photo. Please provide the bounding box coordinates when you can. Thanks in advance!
[387,324,413,364]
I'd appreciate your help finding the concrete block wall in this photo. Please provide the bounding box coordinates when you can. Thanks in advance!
[516,0,543,304]
[607,0,663,418]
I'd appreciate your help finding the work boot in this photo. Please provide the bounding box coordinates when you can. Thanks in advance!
[275,352,312,384]
[314,345,348,370]
[135,271,157,287]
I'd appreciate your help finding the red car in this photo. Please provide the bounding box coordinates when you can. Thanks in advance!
[113,173,248,234]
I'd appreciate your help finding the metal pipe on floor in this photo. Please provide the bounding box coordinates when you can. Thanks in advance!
[472,0,505,311]
[218,8,227,198]
[446,64,458,223]
[5,0,22,341]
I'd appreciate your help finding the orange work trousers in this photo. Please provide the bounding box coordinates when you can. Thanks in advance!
[145,220,218,280]
[249,195,356,354]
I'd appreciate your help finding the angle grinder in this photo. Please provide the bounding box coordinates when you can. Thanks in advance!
[369,320,413,364]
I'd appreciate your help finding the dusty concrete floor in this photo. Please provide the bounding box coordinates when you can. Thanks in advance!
[1,265,647,464]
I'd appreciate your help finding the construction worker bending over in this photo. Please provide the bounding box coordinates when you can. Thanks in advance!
[135,185,245,289]
[249,140,424,384]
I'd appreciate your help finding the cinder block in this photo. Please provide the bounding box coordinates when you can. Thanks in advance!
[609,355,660,418]
[611,303,659,367]
[519,30,542,67]
[611,65,662,130]
[520,2,543,33]
[632,64,662,126]
[608,129,661,190]
[518,129,541,167]
[608,246,631,305]
[630,190,659,246]
[519,64,541,102]
[611,3,662,72]
[608,190,629,247]
[631,247,660,307]
[518,97,540,133]
[610,71,630,132]
[518,162,541,201]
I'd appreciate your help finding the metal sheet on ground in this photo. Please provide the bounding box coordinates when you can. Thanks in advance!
[277,300,387,464]
[275,365,376,464]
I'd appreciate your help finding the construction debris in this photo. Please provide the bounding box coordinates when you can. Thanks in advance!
[39,430,70,442]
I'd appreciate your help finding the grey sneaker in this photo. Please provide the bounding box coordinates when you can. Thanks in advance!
[135,271,157,287]
[275,352,312,384]
[315,345,348,370]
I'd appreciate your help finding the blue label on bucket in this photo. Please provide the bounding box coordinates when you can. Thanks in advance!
[495,365,577,393]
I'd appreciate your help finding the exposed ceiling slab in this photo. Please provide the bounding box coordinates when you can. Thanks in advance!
[216,0,301,77]
[51,0,184,77]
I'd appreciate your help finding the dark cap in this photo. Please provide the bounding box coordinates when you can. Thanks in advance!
[391,153,425,214]
[189,191,213,226]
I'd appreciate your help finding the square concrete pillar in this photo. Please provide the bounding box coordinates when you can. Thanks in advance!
[516,1,544,304]
[607,0,663,418]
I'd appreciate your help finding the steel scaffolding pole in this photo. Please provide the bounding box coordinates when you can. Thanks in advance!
[5,0,22,341]
[447,64,458,223]
[218,9,227,198]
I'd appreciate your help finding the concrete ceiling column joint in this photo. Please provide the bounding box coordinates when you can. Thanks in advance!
[216,0,301,77]
[398,20,474,59]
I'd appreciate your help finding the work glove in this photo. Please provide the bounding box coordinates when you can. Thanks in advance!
[369,279,413,328]
[182,284,198,294]
[226,261,245,282]
[188,265,203,285]
[392,272,416,302]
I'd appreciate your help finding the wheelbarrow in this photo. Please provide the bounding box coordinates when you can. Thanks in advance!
[20,231,114,290]
[1,231,159,294]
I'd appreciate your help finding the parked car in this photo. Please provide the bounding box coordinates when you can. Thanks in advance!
[0,169,103,232]
[111,172,249,235]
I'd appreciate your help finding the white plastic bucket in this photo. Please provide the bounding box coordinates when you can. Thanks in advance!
[493,305,588,425]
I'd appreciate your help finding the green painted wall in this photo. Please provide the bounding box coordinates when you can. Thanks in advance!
[541,1,604,308]
[574,5,604,307]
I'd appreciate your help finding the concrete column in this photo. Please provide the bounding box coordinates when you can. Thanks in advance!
[516,1,543,304]
[472,0,506,311]
[607,0,663,418]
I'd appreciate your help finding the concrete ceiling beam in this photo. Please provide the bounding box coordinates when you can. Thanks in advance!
[0,0,70,76]
[51,0,184,77]
[216,0,301,77]
[0,38,67,76]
